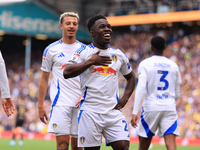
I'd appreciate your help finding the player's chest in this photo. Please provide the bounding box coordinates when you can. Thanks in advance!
[52,51,74,69]
[88,53,123,76]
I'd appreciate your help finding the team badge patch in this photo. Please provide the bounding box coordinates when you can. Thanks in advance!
[53,123,57,129]
[80,136,85,144]
[112,55,117,62]
[71,53,80,62]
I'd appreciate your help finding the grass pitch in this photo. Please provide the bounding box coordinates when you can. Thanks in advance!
[0,138,199,150]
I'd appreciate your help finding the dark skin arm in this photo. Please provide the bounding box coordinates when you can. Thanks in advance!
[63,50,112,78]
[114,71,136,109]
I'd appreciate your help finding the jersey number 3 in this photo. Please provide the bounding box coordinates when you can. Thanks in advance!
[157,70,169,90]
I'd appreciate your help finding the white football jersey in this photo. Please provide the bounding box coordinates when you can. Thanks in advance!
[68,43,132,114]
[135,55,182,113]
[41,39,83,107]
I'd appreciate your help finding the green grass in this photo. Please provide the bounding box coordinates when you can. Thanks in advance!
[0,138,199,150]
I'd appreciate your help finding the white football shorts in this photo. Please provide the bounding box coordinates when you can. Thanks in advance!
[77,110,130,147]
[47,106,79,138]
[138,110,180,138]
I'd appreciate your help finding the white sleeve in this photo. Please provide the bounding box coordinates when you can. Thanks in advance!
[175,68,181,101]
[0,51,11,99]
[175,84,180,101]
[119,51,132,75]
[132,63,147,115]
[41,48,52,72]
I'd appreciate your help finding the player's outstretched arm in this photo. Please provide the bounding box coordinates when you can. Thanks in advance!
[2,98,15,117]
[38,71,49,124]
[63,50,112,79]
[114,71,136,109]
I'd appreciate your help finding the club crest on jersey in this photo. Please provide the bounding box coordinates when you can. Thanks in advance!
[112,55,117,62]
[53,123,57,129]
[80,136,85,144]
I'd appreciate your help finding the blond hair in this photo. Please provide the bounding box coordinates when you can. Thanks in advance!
[59,12,79,24]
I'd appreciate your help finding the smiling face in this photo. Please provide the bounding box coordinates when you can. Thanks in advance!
[60,16,78,40]
[91,19,112,49]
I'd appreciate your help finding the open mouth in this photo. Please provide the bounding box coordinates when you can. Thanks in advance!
[68,30,75,34]
[103,33,111,40]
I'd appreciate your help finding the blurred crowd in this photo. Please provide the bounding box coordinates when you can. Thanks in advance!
[1,26,200,139]
[110,28,200,139]
[104,0,200,16]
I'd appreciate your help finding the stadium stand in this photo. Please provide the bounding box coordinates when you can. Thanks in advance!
[1,0,200,147]
[103,0,200,16]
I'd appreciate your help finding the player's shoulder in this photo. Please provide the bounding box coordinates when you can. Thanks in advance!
[46,39,62,50]
[43,39,62,56]
[73,41,87,54]
[109,45,121,52]
[87,43,96,49]
[75,43,97,54]
[162,57,179,68]
[108,46,128,59]
[76,40,87,47]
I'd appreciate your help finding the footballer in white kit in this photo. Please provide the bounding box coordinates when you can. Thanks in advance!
[0,51,11,99]
[41,39,84,136]
[0,51,15,117]
[64,15,136,149]
[132,54,182,137]
[67,43,132,147]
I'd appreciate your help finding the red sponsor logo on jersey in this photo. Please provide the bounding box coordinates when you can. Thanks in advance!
[60,64,66,70]
[92,66,116,76]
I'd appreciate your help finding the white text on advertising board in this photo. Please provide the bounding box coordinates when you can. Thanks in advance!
[0,11,61,34]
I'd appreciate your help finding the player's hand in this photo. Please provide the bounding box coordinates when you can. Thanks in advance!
[131,114,138,128]
[38,107,48,124]
[2,98,15,117]
[75,96,82,109]
[90,50,112,66]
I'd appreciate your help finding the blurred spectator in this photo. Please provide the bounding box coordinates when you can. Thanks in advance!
[103,0,200,16]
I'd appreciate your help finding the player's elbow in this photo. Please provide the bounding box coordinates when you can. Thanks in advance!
[175,93,180,101]
[175,85,180,101]
[63,71,70,79]
[63,65,71,79]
